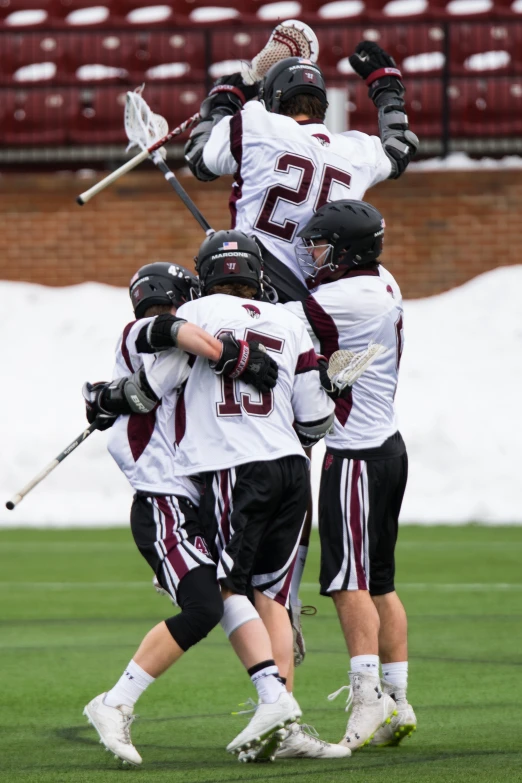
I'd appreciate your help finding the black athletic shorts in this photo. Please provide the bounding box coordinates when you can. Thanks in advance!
[198,455,309,604]
[131,493,216,605]
[318,432,408,597]
[260,244,310,304]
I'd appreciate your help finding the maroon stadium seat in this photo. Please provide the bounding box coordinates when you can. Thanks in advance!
[405,78,443,136]
[69,86,128,143]
[457,77,522,135]
[2,88,69,143]
[145,84,206,130]
[0,31,66,85]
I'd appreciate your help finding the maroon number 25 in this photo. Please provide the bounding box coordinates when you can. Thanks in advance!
[255,153,352,241]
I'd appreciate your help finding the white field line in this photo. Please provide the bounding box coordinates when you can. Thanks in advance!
[0,581,521,591]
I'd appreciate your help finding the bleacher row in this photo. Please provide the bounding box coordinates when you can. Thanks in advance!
[1,11,521,146]
[1,0,522,28]
[2,24,522,84]
[2,77,521,145]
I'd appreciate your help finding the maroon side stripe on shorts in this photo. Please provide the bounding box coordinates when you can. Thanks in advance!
[349,460,367,590]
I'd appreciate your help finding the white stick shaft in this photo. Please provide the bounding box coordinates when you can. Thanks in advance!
[6,458,60,509]
[77,148,149,205]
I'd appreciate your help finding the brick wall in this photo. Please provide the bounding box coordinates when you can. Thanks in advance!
[0,170,519,298]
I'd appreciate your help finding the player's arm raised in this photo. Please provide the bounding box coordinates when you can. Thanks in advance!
[349,41,419,178]
[184,74,258,181]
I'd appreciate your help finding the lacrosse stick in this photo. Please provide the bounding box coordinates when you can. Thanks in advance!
[125,88,214,234]
[327,343,388,391]
[5,421,98,510]
[76,19,319,206]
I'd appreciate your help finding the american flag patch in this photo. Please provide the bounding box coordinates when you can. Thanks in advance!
[222,241,238,250]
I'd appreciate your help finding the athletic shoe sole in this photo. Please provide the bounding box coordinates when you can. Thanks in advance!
[372,723,417,748]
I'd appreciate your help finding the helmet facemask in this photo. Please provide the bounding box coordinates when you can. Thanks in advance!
[295,237,335,279]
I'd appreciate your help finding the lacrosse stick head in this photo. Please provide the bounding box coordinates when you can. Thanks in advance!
[124,87,169,156]
[244,19,319,84]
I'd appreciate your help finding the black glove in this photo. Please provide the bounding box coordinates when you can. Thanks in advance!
[210,335,278,393]
[82,381,118,431]
[349,41,404,105]
[200,73,259,120]
[318,358,352,401]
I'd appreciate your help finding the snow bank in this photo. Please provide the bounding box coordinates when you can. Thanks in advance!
[1,267,521,527]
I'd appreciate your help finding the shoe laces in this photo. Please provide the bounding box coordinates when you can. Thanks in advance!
[327,684,353,713]
[231,697,258,716]
[120,712,136,744]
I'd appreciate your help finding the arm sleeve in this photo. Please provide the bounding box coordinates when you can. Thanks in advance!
[366,135,393,187]
[291,327,335,424]
[202,114,237,176]
[123,319,191,399]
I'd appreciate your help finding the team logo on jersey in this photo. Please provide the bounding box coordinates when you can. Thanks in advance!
[386,284,394,298]
[313,133,330,147]
[324,454,334,471]
[243,304,261,319]
[193,536,210,557]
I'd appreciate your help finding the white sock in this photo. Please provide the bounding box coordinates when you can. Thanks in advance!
[104,659,156,709]
[382,661,408,691]
[290,545,308,607]
[249,661,286,704]
[350,654,380,677]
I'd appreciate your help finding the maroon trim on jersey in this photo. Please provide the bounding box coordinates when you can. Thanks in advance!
[334,393,353,428]
[127,409,157,463]
[229,111,244,229]
[349,460,367,590]
[302,295,353,426]
[302,295,339,359]
[121,321,137,372]
[175,382,187,445]
[295,348,319,375]
[296,118,325,125]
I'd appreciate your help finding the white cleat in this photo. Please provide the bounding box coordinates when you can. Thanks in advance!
[371,681,417,747]
[83,692,142,766]
[276,722,352,759]
[227,692,302,756]
[328,672,397,752]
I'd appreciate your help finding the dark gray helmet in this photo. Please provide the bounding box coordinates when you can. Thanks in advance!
[129,262,198,319]
[259,57,327,114]
[195,230,263,297]
[296,200,385,284]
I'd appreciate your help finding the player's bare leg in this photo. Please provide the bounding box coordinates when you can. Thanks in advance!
[133,621,185,676]
[254,589,294,686]
[328,590,396,751]
[84,567,222,766]
[221,588,301,759]
[371,592,417,746]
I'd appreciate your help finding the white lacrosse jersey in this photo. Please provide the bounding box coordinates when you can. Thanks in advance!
[203,101,392,282]
[173,294,334,474]
[106,318,199,501]
[285,266,404,451]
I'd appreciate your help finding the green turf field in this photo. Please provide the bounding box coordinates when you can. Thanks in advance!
[1,525,521,783]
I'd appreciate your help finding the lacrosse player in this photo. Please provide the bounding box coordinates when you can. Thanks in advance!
[184,42,418,305]
[82,262,279,766]
[184,40,418,658]
[283,200,416,751]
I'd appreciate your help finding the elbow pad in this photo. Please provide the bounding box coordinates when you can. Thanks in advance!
[377,92,419,179]
[136,314,188,353]
[295,411,335,448]
[102,371,159,416]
